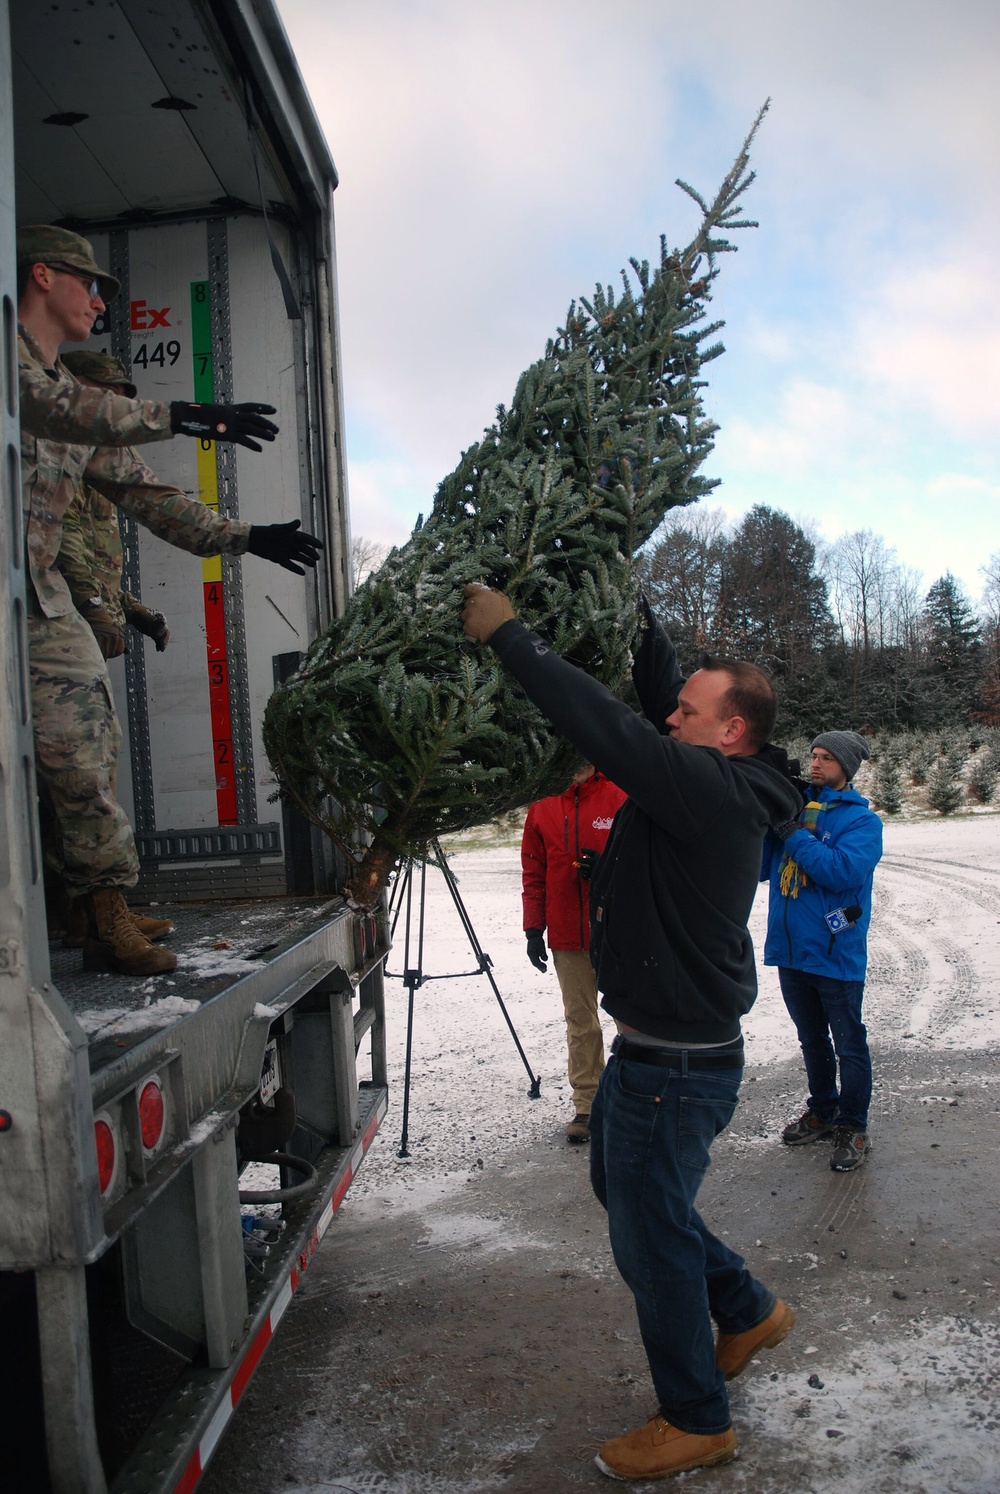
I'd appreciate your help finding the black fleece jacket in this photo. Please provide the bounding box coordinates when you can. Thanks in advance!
[489,612,802,1044]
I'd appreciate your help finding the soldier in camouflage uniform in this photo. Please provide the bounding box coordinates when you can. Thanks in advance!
[59,351,171,661]
[18,225,322,976]
[42,352,172,949]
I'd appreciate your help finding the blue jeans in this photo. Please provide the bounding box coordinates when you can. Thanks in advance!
[590,1048,775,1435]
[778,968,871,1131]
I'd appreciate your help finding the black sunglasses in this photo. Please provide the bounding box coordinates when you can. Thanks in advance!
[50,265,101,299]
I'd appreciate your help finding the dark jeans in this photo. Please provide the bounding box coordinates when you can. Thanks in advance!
[778,967,871,1131]
[590,1049,775,1435]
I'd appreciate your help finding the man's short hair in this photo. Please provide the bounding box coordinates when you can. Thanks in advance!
[699,655,777,751]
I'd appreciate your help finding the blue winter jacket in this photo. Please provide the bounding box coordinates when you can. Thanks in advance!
[761,783,883,982]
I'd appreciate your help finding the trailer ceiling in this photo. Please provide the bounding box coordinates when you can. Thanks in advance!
[11,0,337,228]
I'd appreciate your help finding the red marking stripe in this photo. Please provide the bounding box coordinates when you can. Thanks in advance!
[231,1317,272,1405]
[203,580,237,825]
[330,1168,352,1213]
[174,1452,202,1494]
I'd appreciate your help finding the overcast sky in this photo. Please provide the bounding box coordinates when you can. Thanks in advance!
[276,0,1000,605]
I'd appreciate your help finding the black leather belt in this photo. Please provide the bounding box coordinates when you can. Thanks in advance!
[612,1035,744,1070]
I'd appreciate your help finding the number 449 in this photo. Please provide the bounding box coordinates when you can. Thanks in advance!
[133,340,181,368]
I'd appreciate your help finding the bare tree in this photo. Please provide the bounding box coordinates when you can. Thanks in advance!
[981,551,1000,628]
[640,506,729,652]
[823,530,923,654]
[977,552,1000,724]
[351,535,391,589]
[813,530,925,723]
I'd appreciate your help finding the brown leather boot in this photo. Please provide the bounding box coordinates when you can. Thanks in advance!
[129,908,174,942]
[64,899,173,948]
[82,888,177,975]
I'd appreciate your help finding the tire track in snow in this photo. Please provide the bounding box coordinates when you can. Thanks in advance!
[867,854,988,1046]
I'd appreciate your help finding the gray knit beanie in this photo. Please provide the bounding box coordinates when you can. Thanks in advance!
[811,730,870,782]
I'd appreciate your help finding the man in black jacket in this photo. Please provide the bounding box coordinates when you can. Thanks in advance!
[462,584,802,1482]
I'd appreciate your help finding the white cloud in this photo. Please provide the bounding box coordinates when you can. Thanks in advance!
[722,382,872,480]
[851,256,1000,438]
[345,457,431,550]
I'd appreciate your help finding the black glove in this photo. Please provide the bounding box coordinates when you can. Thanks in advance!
[576,847,599,880]
[246,520,324,575]
[128,604,170,652]
[773,819,801,841]
[525,930,548,973]
[170,401,278,452]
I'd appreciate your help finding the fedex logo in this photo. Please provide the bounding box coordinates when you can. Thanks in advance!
[130,299,171,330]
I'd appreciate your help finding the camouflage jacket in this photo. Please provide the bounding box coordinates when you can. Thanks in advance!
[19,325,251,618]
[57,480,141,631]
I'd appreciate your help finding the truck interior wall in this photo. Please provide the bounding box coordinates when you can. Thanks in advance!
[88,218,304,802]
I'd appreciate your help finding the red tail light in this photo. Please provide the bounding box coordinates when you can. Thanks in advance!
[138,1079,165,1151]
[94,1118,116,1194]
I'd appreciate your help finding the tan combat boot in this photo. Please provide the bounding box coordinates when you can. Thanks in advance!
[82,888,177,975]
[131,907,174,942]
[64,897,174,948]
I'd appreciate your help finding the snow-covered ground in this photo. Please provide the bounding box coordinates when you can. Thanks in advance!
[207,813,1000,1493]
[354,814,1000,1190]
[342,815,1000,1492]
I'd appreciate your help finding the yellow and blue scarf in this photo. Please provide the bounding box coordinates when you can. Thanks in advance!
[778,800,828,898]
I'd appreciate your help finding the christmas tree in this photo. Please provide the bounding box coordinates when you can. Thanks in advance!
[264,105,768,906]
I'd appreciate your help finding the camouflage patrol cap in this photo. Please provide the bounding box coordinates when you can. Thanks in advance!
[16,224,119,302]
[61,349,137,398]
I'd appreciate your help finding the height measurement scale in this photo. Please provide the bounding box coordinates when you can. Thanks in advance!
[190,279,238,826]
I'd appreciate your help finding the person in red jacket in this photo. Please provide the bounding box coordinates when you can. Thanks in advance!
[521,765,627,1142]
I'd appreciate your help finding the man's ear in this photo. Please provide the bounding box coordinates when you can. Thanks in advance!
[30,262,53,293]
[721,715,747,748]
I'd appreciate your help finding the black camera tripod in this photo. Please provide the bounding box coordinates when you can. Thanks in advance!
[384,837,542,1157]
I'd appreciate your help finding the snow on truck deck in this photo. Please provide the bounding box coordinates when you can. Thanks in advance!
[198,816,1000,1494]
[49,896,349,1071]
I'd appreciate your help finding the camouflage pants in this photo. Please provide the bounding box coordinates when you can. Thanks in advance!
[28,606,139,896]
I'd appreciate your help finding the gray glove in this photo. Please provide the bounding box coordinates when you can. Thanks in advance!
[525,930,548,973]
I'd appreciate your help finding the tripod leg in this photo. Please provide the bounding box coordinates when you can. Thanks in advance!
[397,859,429,1157]
[398,979,415,1158]
[397,865,415,1156]
[430,838,542,1098]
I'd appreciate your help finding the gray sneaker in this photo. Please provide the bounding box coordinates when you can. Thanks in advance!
[782,1110,836,1146]
[830,1126,869,1171]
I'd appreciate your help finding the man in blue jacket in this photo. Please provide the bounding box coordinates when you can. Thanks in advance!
[763,731,883,1172]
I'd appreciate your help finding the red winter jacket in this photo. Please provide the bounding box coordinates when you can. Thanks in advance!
[521,771,627,950]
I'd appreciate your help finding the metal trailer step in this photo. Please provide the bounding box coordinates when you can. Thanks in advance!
[109,1086,387,1493]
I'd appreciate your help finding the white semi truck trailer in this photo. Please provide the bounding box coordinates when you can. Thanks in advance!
[0,2,388,1489]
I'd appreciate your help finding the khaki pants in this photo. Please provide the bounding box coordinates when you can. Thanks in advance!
[29,607,139,897]
[552,948,606,1116]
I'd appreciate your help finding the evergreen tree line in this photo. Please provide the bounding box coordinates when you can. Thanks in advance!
[638,503,1000,738]
[782,724,1000,817]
